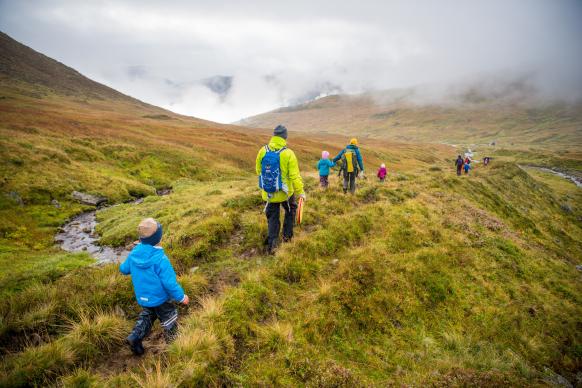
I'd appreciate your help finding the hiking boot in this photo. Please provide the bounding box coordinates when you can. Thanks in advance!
[126,335,144,356]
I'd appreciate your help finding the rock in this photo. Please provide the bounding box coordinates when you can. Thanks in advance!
[576,265,582,272]
[560,204,573,213]
[544,368,573,388]
[71,191,107,206]
[156,188,172,196]
[331,259,339,265]
[51,199,61,208]
[30,333,43,346]
[7,191,23,206]
[189,266,199,273]
[82,227,92,233]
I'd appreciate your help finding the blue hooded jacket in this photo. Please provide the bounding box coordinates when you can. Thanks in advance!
[317,159,335,176]
[332,145,364,171]
[120,243,185,307]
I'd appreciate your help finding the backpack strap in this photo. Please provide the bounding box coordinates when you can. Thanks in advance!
[264,146,286,154]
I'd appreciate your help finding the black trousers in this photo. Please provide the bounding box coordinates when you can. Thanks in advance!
[128,301,178,343]
[343,172,357,194]
[266,195,297,250]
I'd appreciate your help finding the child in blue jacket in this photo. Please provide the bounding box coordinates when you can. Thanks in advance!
[120,218,189,355]
[317,150,335,189]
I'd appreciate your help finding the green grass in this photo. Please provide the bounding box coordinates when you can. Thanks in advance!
[0,249,94,296]
[1,159,580,386]
[0,84,581,386]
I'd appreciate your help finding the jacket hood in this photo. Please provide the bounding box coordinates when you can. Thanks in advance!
[268,136,287,150]
[129,243,165,269]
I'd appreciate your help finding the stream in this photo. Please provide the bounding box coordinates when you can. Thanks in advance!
[521,165,582,189]
[55,193,166,265]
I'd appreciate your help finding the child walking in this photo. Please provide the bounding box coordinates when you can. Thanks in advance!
[377,163,387,182]
[120,218,189,355]
[317,150,335,189]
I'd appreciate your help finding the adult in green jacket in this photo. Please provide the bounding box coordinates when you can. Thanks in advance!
[256,125,305,253]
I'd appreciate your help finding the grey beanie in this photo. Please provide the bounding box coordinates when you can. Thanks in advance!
[274,125,288,139]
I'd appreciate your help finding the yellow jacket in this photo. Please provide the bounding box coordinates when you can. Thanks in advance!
[256,136,304,203]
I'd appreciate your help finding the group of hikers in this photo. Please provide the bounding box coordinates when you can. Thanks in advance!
[256,125,379,254]
[119,124,377,355]
[119,124,491,356]
[455,154,492,176]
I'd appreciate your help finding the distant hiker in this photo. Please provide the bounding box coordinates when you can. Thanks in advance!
[464,162,471,174]
[483,156,490,166]
[120,218,189,356]
[333,138,365,194]
[377,163,387,182]
[455,155,464,176]
[256,125,306,254]
[317,150,335,189]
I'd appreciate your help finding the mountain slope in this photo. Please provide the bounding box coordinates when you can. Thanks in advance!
[0,32,580,387]
[239,87,582,152]
[0,31,136,101]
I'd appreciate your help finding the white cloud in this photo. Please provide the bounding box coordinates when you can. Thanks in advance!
[0,0,581,123]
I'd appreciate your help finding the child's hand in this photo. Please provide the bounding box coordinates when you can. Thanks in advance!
[181,295,190,305]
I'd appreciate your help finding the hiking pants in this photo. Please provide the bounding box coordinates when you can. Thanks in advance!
[456,165,462,176]
[129,301,178,343]
[343,172,357,194]
[319,175,329,188]
[266,195,297,250]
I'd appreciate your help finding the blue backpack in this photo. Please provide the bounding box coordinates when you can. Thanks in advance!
[259,146,287,198]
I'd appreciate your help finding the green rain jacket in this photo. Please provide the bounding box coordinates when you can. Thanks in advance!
[256,136,304,203]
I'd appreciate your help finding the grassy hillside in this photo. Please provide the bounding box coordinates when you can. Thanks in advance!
[1,163,580,386]
[239,89,582,153]
[0,32,581,386]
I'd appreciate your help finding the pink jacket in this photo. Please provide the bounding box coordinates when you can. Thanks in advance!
[377,167,387,179]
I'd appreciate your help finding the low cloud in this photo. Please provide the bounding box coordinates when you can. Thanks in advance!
[1,0,581,122]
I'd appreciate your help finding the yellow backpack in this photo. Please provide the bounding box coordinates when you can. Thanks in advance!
[342,150,357,173]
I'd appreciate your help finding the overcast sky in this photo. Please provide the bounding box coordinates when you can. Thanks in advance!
[1,0,581,123]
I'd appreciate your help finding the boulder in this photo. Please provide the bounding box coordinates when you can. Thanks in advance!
[71,191,107,206]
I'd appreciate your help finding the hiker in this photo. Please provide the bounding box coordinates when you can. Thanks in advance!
[377,163,387,182]
[333,138,365,194]
[455,155,464,176]
[464,162,471,175]
[256,125,305,254]
[120,218,189,356]
[483,156,490,166]
[317,150,335,189]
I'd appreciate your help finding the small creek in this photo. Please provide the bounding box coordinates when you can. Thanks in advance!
[55,192,168,265]
[521,165,582,189]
